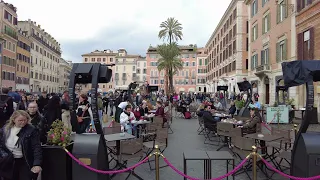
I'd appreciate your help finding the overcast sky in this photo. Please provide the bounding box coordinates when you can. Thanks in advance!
[10,0,231,62]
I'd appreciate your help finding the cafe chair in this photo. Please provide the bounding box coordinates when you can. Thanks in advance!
[143,127,169,170]
[103,124,121,166]
[203,120,219,146]
[164,111,174,134]
[118,138,144,180]
[197,116,205,135]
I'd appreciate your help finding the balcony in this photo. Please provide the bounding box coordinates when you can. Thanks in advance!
[3,27,17,39]
[122,76,127,80]
[31,33,61,55]
[254,64,271,76]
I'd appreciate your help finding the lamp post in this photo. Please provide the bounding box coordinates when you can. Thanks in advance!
[0,37,6,92]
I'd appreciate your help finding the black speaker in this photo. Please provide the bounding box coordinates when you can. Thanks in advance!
[98,65,112,83]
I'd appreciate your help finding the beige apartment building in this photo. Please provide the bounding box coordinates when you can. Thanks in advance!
[136,57,147,83]
[114,49,140,90]
[196,48,207,93]
[18,19,61,93]
[205,0,248,94]
[245,0,296,105]
[16,30,31,91]
[58,58,72,93]
[0,2,18,90]
[82,49,116,92]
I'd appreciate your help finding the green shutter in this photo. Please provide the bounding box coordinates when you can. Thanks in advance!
[261,50,265,65]
[262,17,265,34]
[251,27,254,42]
[251,56,254,70]
[255,54,258,67]
[276,42,280,62]
[276,4,280,23]
[262,0,265,7]
[283,39,287,61]
[268,14,271,31]
[285,0,288,18]
[266,48,269,64]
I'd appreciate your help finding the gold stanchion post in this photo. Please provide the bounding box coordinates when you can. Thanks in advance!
[252,146,257,180]
[154,145,160,180]
[294,124,298,137]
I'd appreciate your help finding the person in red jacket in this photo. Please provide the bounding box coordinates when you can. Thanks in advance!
[155,101,167,126]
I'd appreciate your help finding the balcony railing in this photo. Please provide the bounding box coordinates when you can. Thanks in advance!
[122,77,127,80]
[3,28,17,39]
[255,64,271,75]
[31,33,61,55]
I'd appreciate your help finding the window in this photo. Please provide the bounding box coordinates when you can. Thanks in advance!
[297,0,313,12]
[261,47,269,65]
[133,66,135,71]
[276,39,287,62]
[298,28,314,60]
[199,59,202,65]
[251,0,258,17]
[252,24,258,41]
[262,0,268,6]
[262,14,270,34]
[251,54,258,70]
[277,0,287,23]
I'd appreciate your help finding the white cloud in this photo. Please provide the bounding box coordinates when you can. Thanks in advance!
[9,0,232,61]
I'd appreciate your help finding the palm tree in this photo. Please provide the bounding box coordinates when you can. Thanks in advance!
[158,17,183,45]
[157,43,183,94]
[158,17,183,94]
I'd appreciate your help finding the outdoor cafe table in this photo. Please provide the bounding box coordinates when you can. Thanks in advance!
[244,133,283,154]
[104,133,136,155]
[131,120,151,138]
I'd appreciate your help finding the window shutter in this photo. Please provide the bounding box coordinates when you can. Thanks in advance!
[310,27,315,59]
[262,17,265,34]
[261,50,265,65]
[251,27,254,42]
[285,0,288,18]
[297,33,303,59]
[4,11,8,19]
[308,0,313,5]
[276,4,280,23]
[297,0,301,12]
[255,54,258,67]
[256,1,258,13]
[262,0,265,7]
[268,14,271,31]
[251,56,254,70]
[283,39,288,61]
[276,42,280,62]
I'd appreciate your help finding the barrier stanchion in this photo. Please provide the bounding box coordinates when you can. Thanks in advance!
[294,124,298,137]
[154,145,160,180]
[252,146,258,180]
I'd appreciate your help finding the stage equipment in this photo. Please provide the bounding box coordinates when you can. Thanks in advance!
[68,63,114,180]
[237,81,252,117]
[282,60,320,178]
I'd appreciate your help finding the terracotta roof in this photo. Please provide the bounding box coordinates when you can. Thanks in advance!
[82,53,118,56]
[115,55,140,58]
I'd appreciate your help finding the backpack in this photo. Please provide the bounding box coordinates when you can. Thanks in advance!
[184,111,191,119]
[0,96,10,114]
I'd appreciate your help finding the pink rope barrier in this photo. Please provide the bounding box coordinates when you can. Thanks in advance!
[261,122,272,132]
[163,157,249,180]
[260,157,320,180]
[65,149,149,174]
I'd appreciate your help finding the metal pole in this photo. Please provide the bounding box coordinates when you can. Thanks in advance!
[252,146,257,180]
[154,144,160,180]
[294,124,298,137]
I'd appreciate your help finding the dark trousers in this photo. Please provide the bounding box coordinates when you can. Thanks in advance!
[115,107,123,123]
[3,158,38,180]
[76,117,91,134]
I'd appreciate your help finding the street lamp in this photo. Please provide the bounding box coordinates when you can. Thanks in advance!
[0,37,6,92]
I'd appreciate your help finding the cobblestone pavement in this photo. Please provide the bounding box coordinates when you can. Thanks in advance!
[102,109,309,180]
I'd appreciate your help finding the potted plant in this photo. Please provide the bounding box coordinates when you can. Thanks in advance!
[235,100,245,114]
[285,98,295,109]
[42,120,73,180]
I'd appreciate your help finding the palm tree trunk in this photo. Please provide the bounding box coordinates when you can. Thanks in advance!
[164,69,169,95]
[169,68,174,94]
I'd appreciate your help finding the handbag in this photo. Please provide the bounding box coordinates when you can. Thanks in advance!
[77,105,88,123]
[0,143,14,178]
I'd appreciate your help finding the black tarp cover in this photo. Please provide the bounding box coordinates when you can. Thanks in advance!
[282,60,320,87]
[237,81,252,92]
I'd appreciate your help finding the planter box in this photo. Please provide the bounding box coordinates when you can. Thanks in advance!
[41,143,73,180]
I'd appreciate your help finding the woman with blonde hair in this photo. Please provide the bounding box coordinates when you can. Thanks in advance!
[0,110,42,180]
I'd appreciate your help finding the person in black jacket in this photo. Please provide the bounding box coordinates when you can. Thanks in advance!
[43,95,62,128]
[229,101,237,117]
[27,102,48,144]
[0,88,14,128]
[37,91,48,114]
[0,110,42,180]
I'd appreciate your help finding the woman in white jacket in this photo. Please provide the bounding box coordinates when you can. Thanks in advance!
[119,105,136,135]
